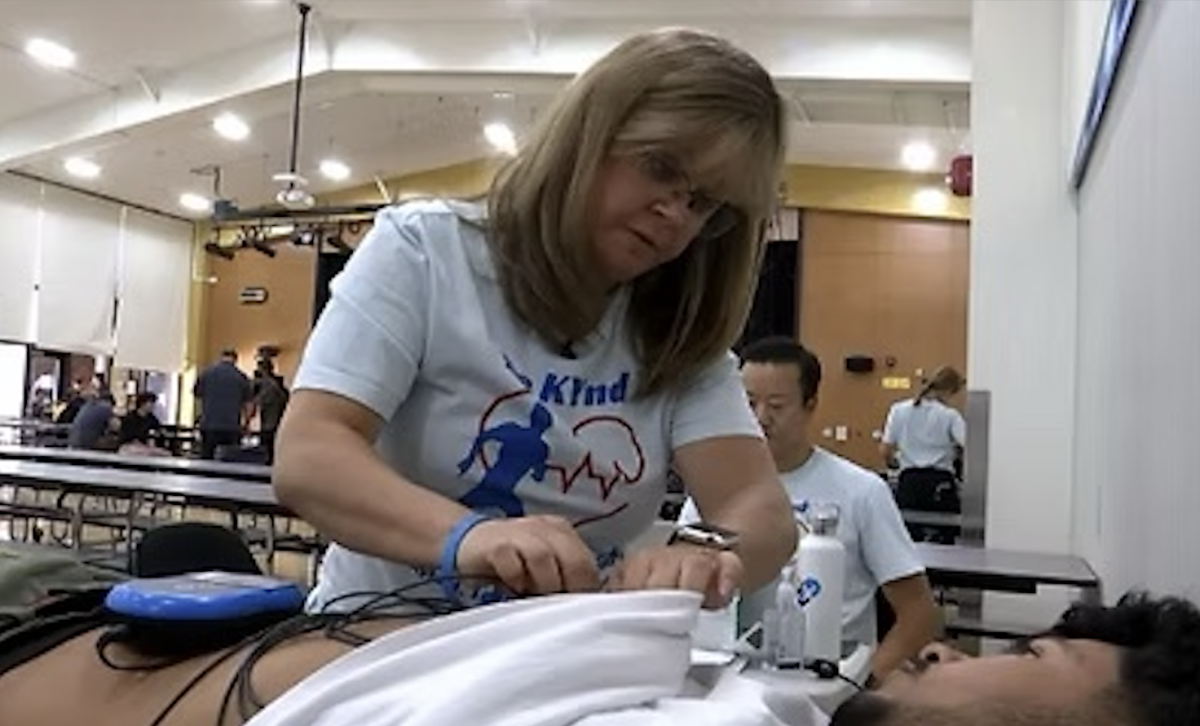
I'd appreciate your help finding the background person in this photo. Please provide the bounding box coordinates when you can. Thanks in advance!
[681,337,938,683]
[193,348,253,460]
[880,366,966,543]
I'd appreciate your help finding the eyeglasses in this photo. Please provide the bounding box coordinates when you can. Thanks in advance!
[633,150,742,241]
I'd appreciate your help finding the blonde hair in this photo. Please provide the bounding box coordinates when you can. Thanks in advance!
[487,27,787,396]
[915,366,965,405]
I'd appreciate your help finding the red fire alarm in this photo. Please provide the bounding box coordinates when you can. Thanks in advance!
[946,154,973,197]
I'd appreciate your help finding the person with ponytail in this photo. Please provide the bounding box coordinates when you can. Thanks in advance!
[879,367,966,543]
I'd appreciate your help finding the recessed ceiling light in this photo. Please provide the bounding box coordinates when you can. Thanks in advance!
[212,113,250,141]
[483,122,517,156]
[179,193,213,213]
[63,157,100,179]
[25,38,76,69]
[901,141,937,172]
[319,159,351,181]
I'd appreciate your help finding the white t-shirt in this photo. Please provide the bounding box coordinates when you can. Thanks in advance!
[245,591,830,726]
[680,448,924,646]
[881,398,966,472]
[294,200,761,610]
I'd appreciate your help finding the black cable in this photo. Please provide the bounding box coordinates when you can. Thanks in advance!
[805,658,865,692]
[217,574,483,725]
[142,635,258,726]
[774,657,866,692]
[94,625,211,672]
[122,571,508,726]
[836,671,866,692]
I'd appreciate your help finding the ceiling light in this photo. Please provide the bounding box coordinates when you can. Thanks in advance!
[912,188,949,215]
[63,157,100,179]
[179,193,213,214]
[25,38,76,69]
[483,122,517,156]
[901,141,937,172]
[319,159,351,182]
[213,113,250,141]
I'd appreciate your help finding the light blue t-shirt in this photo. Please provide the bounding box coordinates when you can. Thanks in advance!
[293,200,762,611]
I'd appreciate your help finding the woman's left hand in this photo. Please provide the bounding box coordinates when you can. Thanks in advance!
[603,543,744,609]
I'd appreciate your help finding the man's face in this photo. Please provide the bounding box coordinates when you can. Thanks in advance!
[832,637,1124,725]
[740,361,813,468]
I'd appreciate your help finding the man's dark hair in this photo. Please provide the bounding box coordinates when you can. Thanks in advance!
[1048,591,1200,726]
[830,591,1200,726]
[134,392,157,408]
[739,336,822,403]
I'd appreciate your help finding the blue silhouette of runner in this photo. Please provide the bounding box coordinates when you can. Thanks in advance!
[457,403,554,517]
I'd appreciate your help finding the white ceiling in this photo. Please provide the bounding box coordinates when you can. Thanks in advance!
[0,0,973,218]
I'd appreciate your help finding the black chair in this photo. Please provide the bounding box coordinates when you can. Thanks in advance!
[132,521,261,578]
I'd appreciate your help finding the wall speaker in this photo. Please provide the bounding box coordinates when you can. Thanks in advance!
[844,355,875,374]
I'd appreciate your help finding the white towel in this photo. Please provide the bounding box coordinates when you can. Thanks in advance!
[246,590,829,726]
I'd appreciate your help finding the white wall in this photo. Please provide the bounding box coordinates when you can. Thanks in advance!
[1072,0,1200,601]
[1064,0,1119,169]
[970,0,1078,566]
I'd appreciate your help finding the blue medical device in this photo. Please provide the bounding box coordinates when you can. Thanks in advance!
[105,571,305,621]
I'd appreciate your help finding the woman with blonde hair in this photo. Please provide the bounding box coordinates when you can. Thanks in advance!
[274,27,798,613]
[880,366,967,543]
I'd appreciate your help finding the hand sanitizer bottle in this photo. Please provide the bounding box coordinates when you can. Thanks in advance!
[775,566,806,665]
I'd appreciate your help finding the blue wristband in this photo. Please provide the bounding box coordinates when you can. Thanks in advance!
[436,511,492,604]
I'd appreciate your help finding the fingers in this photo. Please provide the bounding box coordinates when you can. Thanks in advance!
[486,541,530,595]
[538,521,602,592]
[607,545,744,609]
[457,515,601,597]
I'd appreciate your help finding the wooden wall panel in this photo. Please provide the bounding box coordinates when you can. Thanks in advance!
[201,244,316,383]
[800,211,969,469]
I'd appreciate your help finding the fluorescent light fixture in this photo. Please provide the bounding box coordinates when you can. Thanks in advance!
[213,112,250,141]
[912,187,949,215]
[901,141,937,172]
[484,122,517,156]
[25,38,76,69]
[179,193,213,213]
[319,159,351,181]
[63,157,100,179]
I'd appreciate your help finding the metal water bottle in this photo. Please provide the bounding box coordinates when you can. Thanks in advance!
[796,503,845,663]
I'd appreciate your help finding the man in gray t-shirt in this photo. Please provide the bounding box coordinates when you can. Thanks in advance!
[68,391,115,450]
[193,349,253,459]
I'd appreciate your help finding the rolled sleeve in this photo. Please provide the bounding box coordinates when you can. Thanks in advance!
[669,351,762,449]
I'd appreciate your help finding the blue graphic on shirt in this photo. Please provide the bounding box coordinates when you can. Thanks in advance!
[502,354,533,390]
[457,403,554,517]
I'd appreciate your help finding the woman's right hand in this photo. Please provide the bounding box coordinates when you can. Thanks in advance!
[455,515,602,596]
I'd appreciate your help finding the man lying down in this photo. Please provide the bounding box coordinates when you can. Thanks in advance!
[0,578,1197,726]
